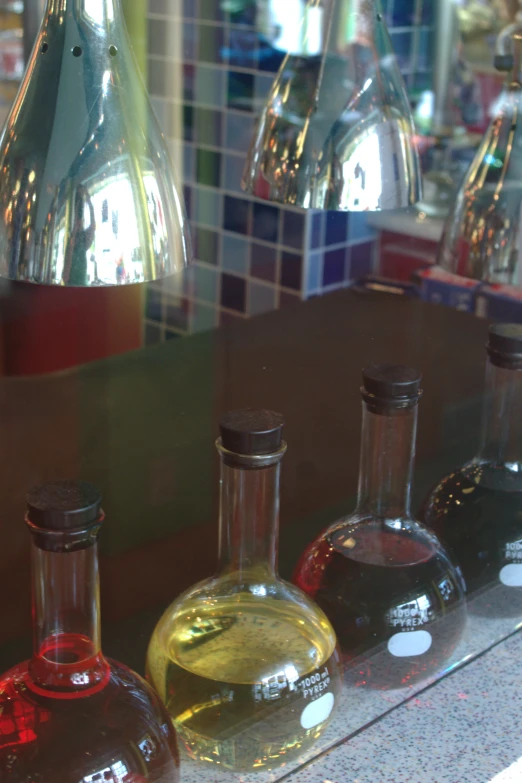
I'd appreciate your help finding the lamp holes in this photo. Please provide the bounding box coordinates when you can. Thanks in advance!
[376,12,383,21]
[72,46,82,57]
[41,43,48,54]
[109,45,118,57]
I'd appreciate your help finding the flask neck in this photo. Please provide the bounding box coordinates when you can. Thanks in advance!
[44,0,122,26]
[356,402,417,519]
[29,539,109,696]
[477,359,522,468]
[218,459,281,578]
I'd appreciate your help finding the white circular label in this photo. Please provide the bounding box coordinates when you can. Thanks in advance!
[387,630,432,657]
[500,563,522,586]
[300,692,335,729]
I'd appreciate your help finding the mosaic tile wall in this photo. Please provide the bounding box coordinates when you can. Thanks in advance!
[144,0,435,341]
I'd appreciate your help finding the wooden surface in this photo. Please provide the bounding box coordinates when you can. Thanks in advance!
[0,288,490,669]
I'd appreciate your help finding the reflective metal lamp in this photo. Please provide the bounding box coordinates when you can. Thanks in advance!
[0,0,191,286]
[242,0,422,211]
[439,27,522,285]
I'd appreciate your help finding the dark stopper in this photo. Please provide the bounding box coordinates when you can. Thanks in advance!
[362,364,422,411]
[487,323,522,368]
[219,409,285,456]
[26,480,103,552]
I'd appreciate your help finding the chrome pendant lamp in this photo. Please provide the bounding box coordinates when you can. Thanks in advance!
[438,28,522,285]
[0,0,191,286]
[242,0,422,211]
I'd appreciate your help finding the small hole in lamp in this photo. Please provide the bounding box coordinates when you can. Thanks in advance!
[109,45,118,57]
[72,46,82,57]
[41,43,48,54]
[376,12,382,21]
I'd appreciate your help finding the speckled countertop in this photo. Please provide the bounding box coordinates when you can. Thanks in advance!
[282,629,522,783]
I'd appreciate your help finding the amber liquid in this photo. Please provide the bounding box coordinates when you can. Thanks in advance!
[422,461,522,615]
[0,633,180,782]
[294,522,466,689]
[147,596,342,771]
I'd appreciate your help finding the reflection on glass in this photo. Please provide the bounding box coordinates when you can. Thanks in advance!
[242,0,421,210]
[0,0,190,286]
[422,324,522,617]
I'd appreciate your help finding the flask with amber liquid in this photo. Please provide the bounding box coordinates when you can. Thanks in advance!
[294,366,467,690]
[147,410,342,772]
[0,481,180,782]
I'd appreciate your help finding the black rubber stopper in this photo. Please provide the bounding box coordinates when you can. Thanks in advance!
[487,323,522,368]
[219,409,285,456]
[362,364,422,411]
[26,481,103,552]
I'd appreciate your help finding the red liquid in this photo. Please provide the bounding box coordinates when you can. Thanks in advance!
[0,634,180,782]
[294,521,467,690]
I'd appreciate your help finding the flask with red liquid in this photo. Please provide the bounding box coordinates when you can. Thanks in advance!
[0,481,180,782]
[421,324,522,615]
[294,365,467,689]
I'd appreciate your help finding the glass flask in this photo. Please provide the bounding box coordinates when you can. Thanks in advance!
[294,366,467,690]
[147,410,342,772]
[0,480,180,782]
[421,324,522,615]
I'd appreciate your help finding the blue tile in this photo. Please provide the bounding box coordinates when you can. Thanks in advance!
[146,288,162,321]
[325,212,348,246]
[221,273,247,312]
[184,22,197,61]
[283,210,305,250]
[421,0,434,24]
[280,251,302,291]
[224,195,251,234]
[311,211,323,249]
[258,43,286,72]
[225,112,255,154]
[222,234,249,275]
[390,31,414,70]
[227,27,259,68]
[251,242,277,282]
[323,248,345,286]
[191,302,218,333]
[183,0,196,18]
[195,187,220,227]
[307,252,323,294]
[253,202,279,243]
[190,263,218,303]
[224,154,245,194]
[391,0,415,26]
[228,70,255,112]
[230,5,257,25]
[348,212,376,242]
[195,65,225,107]
[417,28,433,70]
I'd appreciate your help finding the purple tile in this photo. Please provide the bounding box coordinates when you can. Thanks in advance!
[251,243,277,282]
[221,272,247,312]
[227,27,259,68]
[325,212,348,246]
[350,241,375,279]
[323,248,345,286]
[253,202,279,243]
[280,251,302,291]
[224,195,251,234]
[183,185,192,220]
[283,210,305,250]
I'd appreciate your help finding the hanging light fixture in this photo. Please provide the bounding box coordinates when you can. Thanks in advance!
[0,0,191,286]
[242,0,421,211]
[438,26,522,285]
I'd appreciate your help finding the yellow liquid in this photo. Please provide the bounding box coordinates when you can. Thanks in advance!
[147,595,342,771]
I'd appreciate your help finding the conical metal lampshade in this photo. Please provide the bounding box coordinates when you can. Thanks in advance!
[439,32,522,285]
[242,0,421,211]
[0,0,191,286]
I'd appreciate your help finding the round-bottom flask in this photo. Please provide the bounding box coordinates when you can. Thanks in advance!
[147,410,342,772]
[422,325,522,617]
[295,366,467,690]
